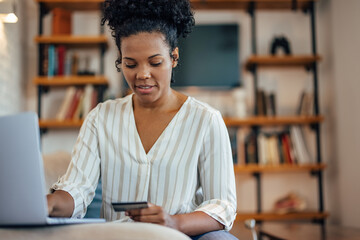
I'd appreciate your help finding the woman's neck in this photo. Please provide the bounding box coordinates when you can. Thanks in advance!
[133,89,186,113]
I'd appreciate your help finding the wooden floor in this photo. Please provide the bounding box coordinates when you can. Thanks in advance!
[229,220,360,240]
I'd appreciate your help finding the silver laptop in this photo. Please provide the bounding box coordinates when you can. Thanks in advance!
[0,112,105,226]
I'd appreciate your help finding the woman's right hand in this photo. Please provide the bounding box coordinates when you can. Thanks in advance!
[46,190,75,217]
[46,193,56,216]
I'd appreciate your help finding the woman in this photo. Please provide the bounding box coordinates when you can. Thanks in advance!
[47,0,237,239]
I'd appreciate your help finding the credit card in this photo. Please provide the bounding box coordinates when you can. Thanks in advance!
[111,201,149,212]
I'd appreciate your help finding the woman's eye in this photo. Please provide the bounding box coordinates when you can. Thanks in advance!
[151,62,162,67]
[125,64,136,69]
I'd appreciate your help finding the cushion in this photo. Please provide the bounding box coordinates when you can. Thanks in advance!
[0,222,191,239]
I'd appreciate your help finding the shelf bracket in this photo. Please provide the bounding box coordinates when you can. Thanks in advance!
[310,170,320,177]
[43,86,49,94]
[291,0,298,11]
[40,128,48,135]
[248,64,257,75]
[310,122,319,132]
[247,1,255,17]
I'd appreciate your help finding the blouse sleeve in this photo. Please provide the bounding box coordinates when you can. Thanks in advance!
[195,110,237,231]
[51,106,101,218]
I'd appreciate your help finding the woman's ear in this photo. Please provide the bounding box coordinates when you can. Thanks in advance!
[171,47,179,68]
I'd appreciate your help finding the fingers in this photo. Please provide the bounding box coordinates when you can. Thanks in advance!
[131,214,165,224]
[126,203,166,224]
[46,194,55,216]
[126,203,159,216]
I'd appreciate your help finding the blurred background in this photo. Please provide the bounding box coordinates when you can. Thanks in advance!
[0,0,359,230]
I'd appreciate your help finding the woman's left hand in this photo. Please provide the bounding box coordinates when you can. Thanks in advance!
[126,203,179,230]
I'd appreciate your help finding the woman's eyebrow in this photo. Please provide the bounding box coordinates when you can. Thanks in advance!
[123,54,162,60]
[148,54,162,59]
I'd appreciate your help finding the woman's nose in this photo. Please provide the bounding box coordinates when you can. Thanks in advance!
[136,67,151,80]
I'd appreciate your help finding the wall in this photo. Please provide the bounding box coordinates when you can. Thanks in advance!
[20,0,360,228]
[0,0,25,116]
[329,0,360,228]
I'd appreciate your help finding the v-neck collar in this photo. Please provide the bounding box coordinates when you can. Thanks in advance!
[129,94,190,157]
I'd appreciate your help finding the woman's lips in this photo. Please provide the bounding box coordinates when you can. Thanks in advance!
[135,85,155,94]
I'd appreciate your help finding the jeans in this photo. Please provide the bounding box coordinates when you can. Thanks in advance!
[191,230,239,240]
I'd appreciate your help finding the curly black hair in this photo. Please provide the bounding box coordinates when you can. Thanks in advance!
[101,0,195,72]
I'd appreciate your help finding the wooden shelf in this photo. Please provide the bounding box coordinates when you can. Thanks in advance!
[34,35,107,47]
[36,0,104,11]
[224,115,324,127]
[245,55,321,70]
[234,163,326,173]
[37,0,317,11]
[190,0,317,10]
[236,211,329,221]
[39,119,84,128]
[34,76,108,86]
[39,115,323,129]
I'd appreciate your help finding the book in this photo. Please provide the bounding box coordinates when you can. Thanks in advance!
[65,88,84,120]
[91,88,98,109]
[286,132,297,164]
[256,90,267,116]
[73,92,85,120]
[297,91,314,116]
[52,8,72,35]
[42,45,49,76]
[277,134,285,164]
[290,126,313,164]
[266,92,276,116]
[47,45,56,77]
[56,87,76,121]
[281,133,293,164]
[257,133,268,165]
[236,128,249,165]
[268,135,280,165]
[64,51,73,76]
[245,131,257,164]
[82,84,94,118]
[56,45,66,76]
[71,53,79,75]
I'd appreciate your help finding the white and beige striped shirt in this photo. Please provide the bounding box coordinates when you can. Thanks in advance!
[53,94,237,230]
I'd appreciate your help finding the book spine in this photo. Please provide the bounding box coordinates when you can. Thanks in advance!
[52,8,72,35]
[65,88,83,120]
[56,86,76,121]
[57,45,66,76]
[47,45,55,77]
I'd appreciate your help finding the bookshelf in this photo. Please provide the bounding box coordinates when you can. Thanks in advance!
[34,0,104,11]
[224,115,324,127]
[234,163,326,174]
[236,211,328,222]
[190,0,315,10]
[34,76,108,86]
[34,35,108,46]
[34,0,108,130]
[190,0,327,225]
[245,55,322,70]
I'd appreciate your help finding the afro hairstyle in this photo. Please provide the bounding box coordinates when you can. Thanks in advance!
[102,0,195,72]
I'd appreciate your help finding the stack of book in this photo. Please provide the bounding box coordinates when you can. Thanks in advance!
[255,89,276,116]
[43,45,90,78]
[56,85,98,121]
[236,127,313,166]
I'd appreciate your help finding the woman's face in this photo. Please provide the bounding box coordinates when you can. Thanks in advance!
[120,32,178,106]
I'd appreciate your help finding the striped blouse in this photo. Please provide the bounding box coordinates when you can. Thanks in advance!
[52,94,237,230]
